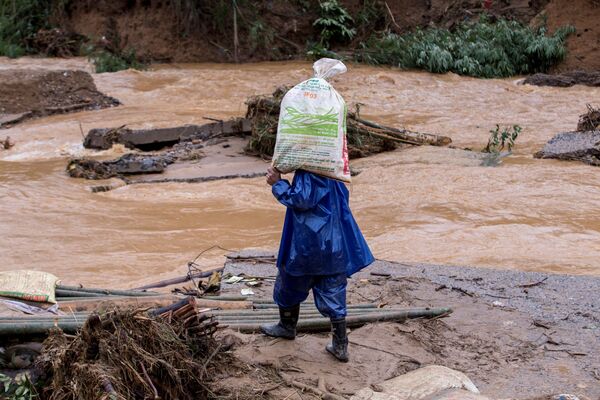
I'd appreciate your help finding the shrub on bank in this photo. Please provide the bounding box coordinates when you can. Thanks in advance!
[0,0,53,57]
[354,16,575,78]
[84,47,146,74]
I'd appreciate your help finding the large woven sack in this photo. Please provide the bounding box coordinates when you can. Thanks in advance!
[0,270,59,304]
[272,58,350,182]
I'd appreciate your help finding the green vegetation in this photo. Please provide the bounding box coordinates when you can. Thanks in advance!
[0,373,38,400]
[483,124,522,153]
[0,0,55,57]
[314,0,356,47]
[249,20,275,53]
[86,47,145,74]
[355,16,575,78]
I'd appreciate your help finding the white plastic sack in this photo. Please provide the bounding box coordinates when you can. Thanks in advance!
[272,58,351,182]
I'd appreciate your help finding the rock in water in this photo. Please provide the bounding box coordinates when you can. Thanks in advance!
[534,131,600,166]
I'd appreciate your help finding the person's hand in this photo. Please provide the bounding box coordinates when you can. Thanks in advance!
[266,167,281,186]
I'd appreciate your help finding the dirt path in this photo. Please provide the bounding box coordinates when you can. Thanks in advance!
[217,253,600,399]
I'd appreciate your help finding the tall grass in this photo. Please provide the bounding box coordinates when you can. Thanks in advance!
[355,15,575,78]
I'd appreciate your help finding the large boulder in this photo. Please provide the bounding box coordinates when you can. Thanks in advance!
[534,131,600,166]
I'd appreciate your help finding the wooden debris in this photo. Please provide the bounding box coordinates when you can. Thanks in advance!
[132,267,225,290]
[245,86,452,159]
[1,136,14,150]
[577,104,600,132]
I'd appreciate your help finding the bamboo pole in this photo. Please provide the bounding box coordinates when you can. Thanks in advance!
[55,289,104,298]
[253,302,377,309]
[57,285,159,297]
[57,295,252,311]
[58,295,185,312]
[131,267,224,291]
[224,308,452,333]
[209,307,385,317]
[0,320,82,336]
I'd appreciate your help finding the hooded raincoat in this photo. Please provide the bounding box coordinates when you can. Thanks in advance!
[272,170,374,277]
[271,170,374,318]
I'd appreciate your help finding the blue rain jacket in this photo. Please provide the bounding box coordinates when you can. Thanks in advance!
[272,170,375,277]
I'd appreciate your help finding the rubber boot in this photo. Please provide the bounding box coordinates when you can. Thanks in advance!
[260,305,299,340]
[326,317,349,362]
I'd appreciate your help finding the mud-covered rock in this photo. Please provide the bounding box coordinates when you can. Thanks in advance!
[523,71,600,87]
[67,141,205,180]
[67,153,173,179]
[534,131,600,166]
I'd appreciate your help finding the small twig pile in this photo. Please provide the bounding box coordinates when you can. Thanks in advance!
[577,104,600,132]
[28,29,85,57]
[1,136,14,150]
[37,303,223,400]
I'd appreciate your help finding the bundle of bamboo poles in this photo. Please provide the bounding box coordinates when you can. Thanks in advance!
[151,296,218,337]
[245,86,452,159]
[0,295,452,337]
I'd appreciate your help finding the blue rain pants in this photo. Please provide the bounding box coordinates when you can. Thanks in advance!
[273,269,347,319]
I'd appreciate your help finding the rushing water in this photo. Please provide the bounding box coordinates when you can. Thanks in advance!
[1,57,599,287]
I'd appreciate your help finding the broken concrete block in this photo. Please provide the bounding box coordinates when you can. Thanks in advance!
[67,153,172,180]
[83,118,252,150]
[534,131,600,166]
[351,365,479,400]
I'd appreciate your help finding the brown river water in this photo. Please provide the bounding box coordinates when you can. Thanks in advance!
[1,57,599,287]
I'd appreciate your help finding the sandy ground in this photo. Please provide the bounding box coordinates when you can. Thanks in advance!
[214,252,600,399]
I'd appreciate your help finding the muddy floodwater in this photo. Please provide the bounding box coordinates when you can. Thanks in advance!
[1,57,599,287]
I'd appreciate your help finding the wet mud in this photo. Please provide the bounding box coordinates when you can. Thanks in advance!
[0,69,119,128]
[219,254,600,399]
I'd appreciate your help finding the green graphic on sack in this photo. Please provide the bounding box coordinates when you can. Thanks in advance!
[280,106,339,137]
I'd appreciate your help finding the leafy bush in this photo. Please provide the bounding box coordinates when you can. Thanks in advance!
[0,373,37,400]
[249,20,275,52]
[355,16,575,78]
[0,0,53,57]
[483,124,522,153]
[314,0,356,47]
[87,48,145,74]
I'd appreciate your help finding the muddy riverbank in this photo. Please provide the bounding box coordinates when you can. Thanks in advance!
[217,253,600,399]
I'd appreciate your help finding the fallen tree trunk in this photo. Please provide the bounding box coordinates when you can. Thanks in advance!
[351,115,452,146]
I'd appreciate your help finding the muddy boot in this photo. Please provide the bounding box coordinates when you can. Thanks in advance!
[260,305,299,340]
[326,317,349,362]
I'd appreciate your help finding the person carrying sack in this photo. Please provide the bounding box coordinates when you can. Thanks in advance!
[261,59,375,362]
